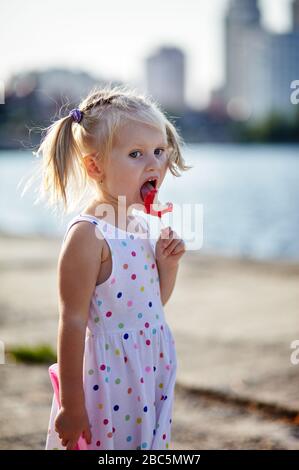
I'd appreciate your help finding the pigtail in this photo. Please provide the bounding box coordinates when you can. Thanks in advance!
[41,115,85,212]
[20,112,88,216]
[165,119,193,176]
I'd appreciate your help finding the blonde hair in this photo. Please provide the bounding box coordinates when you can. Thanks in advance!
[21,83,192,215]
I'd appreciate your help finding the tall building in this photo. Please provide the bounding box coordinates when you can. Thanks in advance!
[224,0,299,120]
[292,0,299,31]
[145,46,186,112]
[225,0,263,119]
[267,30,299,117]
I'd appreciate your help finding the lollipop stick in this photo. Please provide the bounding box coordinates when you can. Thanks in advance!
[159,215,165,229]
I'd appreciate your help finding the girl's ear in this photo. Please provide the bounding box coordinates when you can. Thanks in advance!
[82,154,104,181]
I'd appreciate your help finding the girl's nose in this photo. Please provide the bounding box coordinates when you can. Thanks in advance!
[145,151,163,170]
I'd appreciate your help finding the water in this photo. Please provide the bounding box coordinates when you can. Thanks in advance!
[0,144,298,261]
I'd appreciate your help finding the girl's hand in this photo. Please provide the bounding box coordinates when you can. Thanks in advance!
[54,406,92,450]
[155,226,186,269]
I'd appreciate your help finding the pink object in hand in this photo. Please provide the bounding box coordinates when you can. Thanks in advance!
[142,186,173,219]
[48,363,88,450]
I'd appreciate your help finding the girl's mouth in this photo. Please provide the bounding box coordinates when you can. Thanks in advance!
[140,179,157,202]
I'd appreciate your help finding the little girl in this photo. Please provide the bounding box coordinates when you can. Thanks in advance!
[38,85,190,450]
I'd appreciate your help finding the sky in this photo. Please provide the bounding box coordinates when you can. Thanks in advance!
[1,0,295,108]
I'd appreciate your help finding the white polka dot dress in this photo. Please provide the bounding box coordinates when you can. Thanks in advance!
[45,213,177,450]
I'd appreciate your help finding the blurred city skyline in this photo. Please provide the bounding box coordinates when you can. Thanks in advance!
[1,0,295,108]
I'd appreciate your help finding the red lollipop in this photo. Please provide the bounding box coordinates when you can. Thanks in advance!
[140,183,173,221]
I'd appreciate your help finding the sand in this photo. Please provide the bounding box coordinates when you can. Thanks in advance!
[0,234,298,449]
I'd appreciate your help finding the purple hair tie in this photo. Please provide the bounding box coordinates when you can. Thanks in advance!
[69,108,83,123]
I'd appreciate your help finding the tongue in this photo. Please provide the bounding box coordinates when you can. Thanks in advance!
[140,181,155,201]
[140,181,158,214]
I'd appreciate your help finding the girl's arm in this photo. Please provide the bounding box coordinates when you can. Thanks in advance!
[155,226,186,306]
[55,221,103,449]
[156,263,179,306]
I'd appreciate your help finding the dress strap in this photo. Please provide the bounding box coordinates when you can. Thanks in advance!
[62,214,99,244]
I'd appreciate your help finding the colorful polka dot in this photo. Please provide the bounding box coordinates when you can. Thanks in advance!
[54,219,177,451]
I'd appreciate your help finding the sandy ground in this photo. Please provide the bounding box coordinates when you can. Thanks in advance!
[0,234,299,449]
[1,363,298,450]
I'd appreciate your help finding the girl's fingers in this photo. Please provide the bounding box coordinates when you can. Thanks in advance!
[82,428,92,444]
[66,439,77,450]
[163,238,182,256]
[161,228,180,247]
[161,226,173,240]
[172,239,186,254]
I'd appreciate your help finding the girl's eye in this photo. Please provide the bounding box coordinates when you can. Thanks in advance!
[129,150,142,159]
[129,149,165,159]
[155,148,165,156]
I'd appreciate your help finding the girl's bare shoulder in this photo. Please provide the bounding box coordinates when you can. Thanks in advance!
[58,221,104,294]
